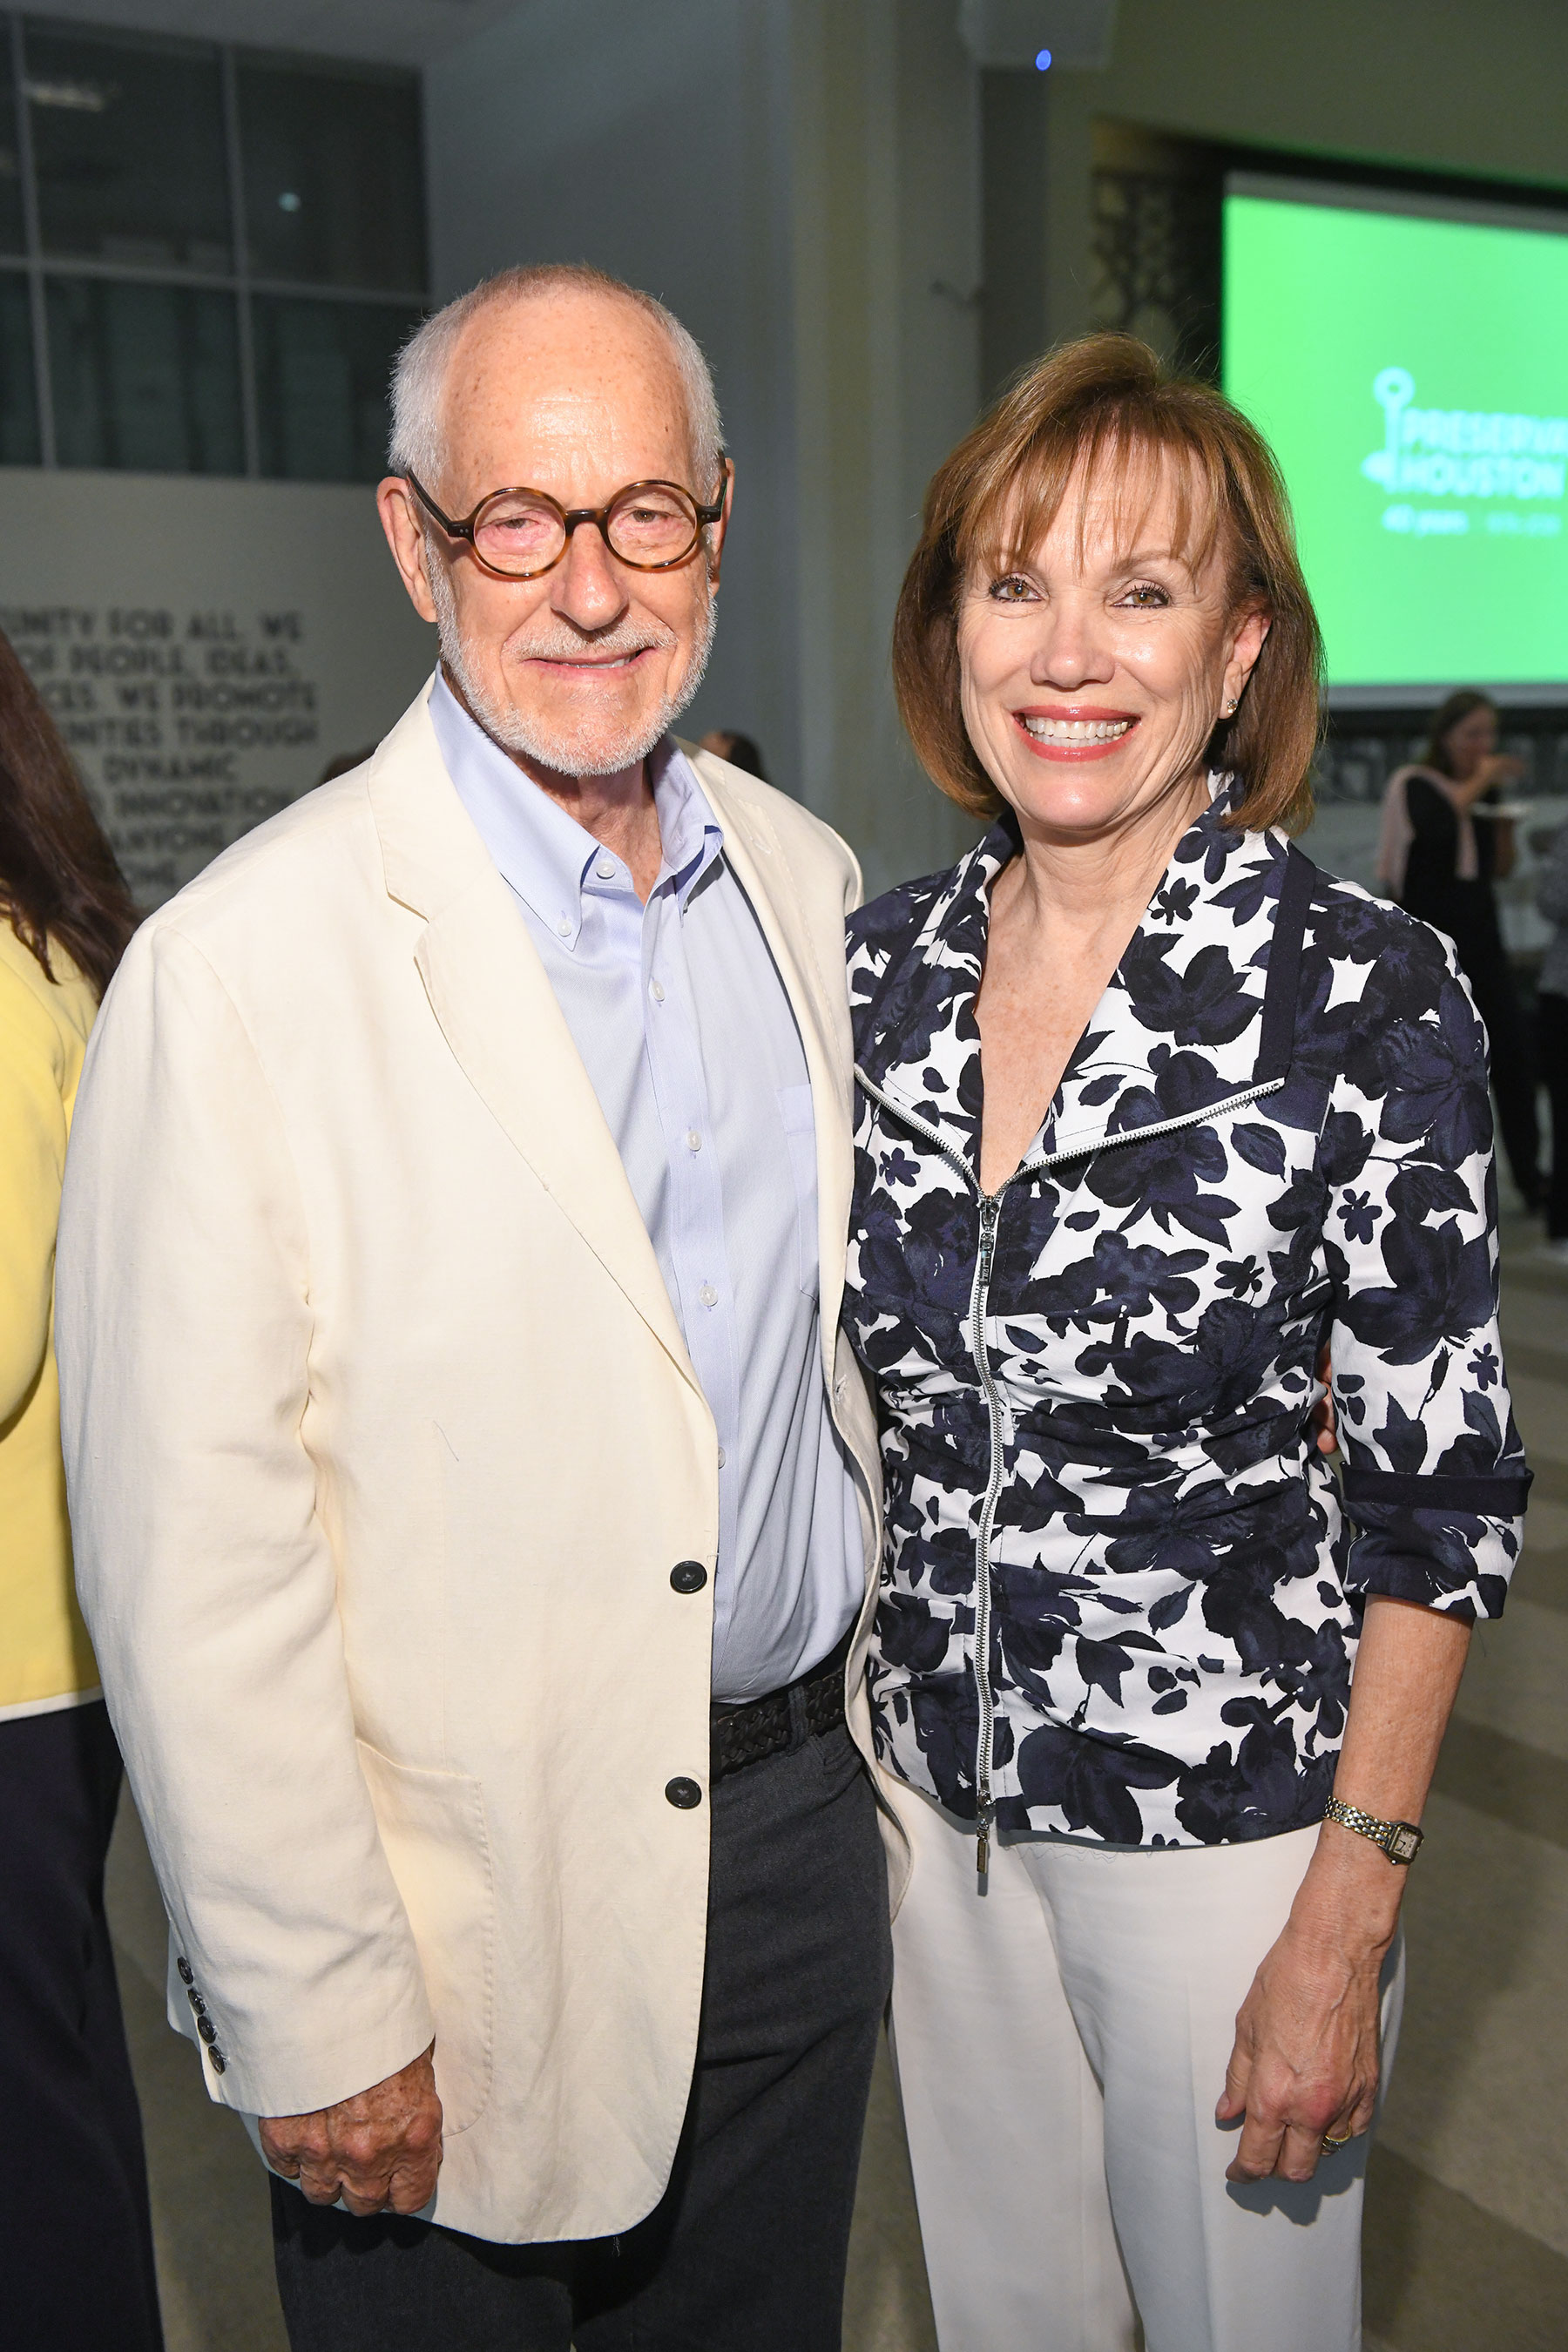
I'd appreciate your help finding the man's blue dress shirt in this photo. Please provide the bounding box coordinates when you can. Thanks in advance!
[429,675,862,1701]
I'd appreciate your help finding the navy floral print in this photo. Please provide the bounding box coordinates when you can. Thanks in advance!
[845,781,1530,1849]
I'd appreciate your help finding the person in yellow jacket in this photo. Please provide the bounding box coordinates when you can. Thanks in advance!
[0,625,159,2351]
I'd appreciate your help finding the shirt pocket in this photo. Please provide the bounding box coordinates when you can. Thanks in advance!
[777,1082,819,1296]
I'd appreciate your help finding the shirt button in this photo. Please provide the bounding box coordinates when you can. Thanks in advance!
[686,1129,702,1152]
[650,979,666,1003]
[207,2046,226,2074]
[670,1560,708,1592]
[177,1957,193,1985]
[595,857,616,880]
[698,1282,718,1308]
[716,1447,727,1469]
[556,918,571,939]
[665,1777,703,1809]
[197,2015,218,2044]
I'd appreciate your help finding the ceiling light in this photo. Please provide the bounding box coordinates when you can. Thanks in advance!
[25,78,112,113]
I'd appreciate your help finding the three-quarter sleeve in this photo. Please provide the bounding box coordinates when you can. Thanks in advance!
[1320,924,1529,1620]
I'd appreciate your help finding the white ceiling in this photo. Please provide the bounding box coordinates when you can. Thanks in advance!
[13,0,528,67]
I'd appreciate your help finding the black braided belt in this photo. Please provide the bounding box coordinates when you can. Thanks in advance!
[709,1628,852,1783]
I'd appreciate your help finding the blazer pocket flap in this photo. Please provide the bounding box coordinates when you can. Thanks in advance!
[355,1742,495,2137]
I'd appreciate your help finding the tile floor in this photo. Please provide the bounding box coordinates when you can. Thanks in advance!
[105,1227,1568,2349]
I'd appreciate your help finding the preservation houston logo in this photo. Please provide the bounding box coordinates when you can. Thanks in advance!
[1362,368,1567,501]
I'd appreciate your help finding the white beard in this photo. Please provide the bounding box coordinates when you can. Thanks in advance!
[426,551,717,778]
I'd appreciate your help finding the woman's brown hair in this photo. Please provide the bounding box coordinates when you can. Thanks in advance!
[892,333,1323,834]
[1423,689,1497,778]
[0,624,139,1000]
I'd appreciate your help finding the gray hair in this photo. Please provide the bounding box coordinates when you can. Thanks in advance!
[387,262,725,497]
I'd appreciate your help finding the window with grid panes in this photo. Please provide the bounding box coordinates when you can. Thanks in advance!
[0,16,428,480]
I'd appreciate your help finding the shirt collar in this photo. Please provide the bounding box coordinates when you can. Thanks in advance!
[428,670,723,946]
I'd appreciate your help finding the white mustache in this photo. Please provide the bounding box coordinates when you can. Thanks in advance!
[504,625,673,666]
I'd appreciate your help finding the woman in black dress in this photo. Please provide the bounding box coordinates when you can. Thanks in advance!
[1379,690,1541,1206]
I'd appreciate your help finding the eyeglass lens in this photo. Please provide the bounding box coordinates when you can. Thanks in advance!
[472,484,700,575]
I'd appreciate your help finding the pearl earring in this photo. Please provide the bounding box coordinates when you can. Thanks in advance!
[1224,698,1238,715]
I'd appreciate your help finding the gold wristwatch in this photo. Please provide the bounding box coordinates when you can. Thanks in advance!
[1323,1796,1423,1864]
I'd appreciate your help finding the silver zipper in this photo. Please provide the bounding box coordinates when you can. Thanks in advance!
[854,1061,1284,1886]
[970,1190,1004,1879]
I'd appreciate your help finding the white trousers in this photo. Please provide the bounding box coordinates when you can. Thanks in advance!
[883,1775,1403,2352]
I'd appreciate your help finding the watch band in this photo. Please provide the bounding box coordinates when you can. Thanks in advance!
[1323,1796,1423,1865]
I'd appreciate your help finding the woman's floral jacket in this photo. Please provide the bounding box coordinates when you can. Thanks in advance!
[844,783,1530,1850]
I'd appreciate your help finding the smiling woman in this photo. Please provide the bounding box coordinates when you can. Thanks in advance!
[894,331,1321,835]
[845,333,1529,2352]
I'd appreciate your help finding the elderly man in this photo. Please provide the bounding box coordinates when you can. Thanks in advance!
[56,264,894,2351]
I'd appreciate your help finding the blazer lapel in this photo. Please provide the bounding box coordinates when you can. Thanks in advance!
[686,752,855,1355]
[368,688,700,1395]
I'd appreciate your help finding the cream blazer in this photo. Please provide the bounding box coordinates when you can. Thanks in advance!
[56,682,894,2246]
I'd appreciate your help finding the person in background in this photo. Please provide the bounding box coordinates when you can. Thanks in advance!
[0,628,159,2349]
[1534,815,1568,1262]
[1376,689,1542,1208]
[699,727,767,781]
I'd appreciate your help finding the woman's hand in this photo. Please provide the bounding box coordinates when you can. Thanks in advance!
[1215,1883,1390,2182]
[1216,1597,1471,2181]
[1453,750,1524,808]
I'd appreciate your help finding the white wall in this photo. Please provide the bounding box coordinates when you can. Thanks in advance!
[425,0,805,800]
[424,0,985,889]
[784,0,985,889]
[0,471,434,907]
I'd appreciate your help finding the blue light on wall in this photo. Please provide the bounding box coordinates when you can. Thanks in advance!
[1034,48,1052,71]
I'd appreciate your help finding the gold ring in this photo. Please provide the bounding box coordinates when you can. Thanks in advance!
[1321,2132,1353,2153]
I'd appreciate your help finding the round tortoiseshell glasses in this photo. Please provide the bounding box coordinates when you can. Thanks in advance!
[404,461,728,582]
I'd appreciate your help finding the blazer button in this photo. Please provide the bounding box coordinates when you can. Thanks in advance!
[665,1777,703,1809]
[670,1560,707,1593]
[177,1957,193,1985]
[197,2015,218,2044]
[207,2046,226,2074]
[187,1990,206,2016]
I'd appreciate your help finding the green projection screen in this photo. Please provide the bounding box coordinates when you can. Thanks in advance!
[1222,178,1568,695]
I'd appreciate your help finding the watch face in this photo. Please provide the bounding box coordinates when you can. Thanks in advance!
[1390,1826,1420,1862]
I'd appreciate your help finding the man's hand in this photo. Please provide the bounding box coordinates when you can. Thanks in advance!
[260,2044,443,2216]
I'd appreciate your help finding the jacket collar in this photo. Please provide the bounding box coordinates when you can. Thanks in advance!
[857,777,1309,1179]
[367,679,853,1396]
[367,681,700,1394]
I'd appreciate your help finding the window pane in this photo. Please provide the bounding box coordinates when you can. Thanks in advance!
[239,57,424,293]
[48,277,243,473]
[0,274,41,463]
[0,42,24,256]
[25,24,231,270]
[253,295,418,483]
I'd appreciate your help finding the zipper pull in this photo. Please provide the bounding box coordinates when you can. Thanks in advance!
[978,1194,999,1266]
[976,1814,990,1882]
